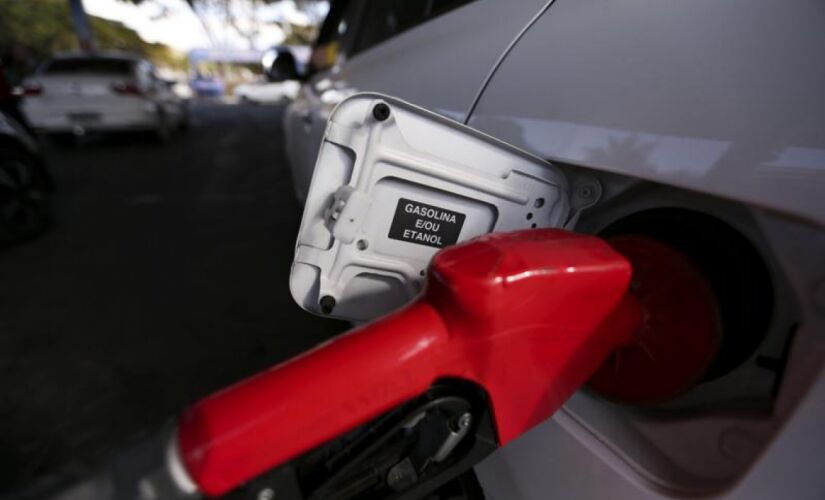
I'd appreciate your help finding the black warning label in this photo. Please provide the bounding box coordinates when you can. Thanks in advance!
[388,198,466,248]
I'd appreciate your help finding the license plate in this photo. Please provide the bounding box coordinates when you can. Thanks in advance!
[68,113,101,124]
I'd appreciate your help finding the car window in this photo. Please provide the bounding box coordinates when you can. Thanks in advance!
[43,58,134,76]
[353,0,477,55]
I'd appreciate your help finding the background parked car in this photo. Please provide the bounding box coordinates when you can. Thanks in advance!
[233,80,300,105]
[20,53,187,140]
[0,108,51,245]
[189,74,224,98]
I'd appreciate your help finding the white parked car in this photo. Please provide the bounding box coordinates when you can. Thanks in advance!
[21,53,188,139]
[278,1,825,499]
[233,80,300,105]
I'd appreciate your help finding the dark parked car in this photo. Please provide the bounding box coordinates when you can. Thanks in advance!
[0,68,52,245]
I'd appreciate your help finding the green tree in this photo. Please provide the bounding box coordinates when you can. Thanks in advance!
[122,0,326,48]
[0,0,186,71]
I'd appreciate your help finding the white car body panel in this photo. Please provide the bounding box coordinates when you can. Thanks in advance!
[312,0,546,122]
[469,0,825,227]
[284,0,548,204]
[285,1,825,498]
[478,208,825,500]
[464,0,825,497]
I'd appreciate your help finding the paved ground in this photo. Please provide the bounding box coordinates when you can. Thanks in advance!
[0,102,347,495]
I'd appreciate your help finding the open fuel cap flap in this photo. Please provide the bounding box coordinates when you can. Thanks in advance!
[291,93,571,321]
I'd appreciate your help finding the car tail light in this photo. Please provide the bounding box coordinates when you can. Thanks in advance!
[22,82,43,96]
[111,81,143,96]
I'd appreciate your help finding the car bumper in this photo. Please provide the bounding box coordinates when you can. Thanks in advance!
[29,116,157,133]
[23,101,158,133]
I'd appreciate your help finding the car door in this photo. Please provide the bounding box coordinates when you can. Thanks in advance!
[284,0,548,205]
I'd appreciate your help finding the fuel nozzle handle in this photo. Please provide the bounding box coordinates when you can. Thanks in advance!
[175,229,641,497]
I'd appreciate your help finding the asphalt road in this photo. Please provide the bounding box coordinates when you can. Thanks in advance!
[0,102,347,495]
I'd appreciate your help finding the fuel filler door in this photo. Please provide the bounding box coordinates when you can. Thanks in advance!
[291,94,573,321]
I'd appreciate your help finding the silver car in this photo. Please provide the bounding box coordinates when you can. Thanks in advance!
[280,1,825,499]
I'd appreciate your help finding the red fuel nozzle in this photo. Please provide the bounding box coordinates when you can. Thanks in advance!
[176,229,642,496]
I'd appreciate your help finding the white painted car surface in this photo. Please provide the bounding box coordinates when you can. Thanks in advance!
[21,53,187,137]
[168,80,193,101]
[285,1,825,499]
[234,80,301,104]
[284,0,547,205]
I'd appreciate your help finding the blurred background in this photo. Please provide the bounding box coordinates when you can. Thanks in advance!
[0,0,350,496]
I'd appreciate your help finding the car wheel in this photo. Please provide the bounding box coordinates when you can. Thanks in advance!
[154,108,172,143]
[0,148,51,245]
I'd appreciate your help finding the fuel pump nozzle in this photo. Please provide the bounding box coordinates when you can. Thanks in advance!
[167,229,641,498]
